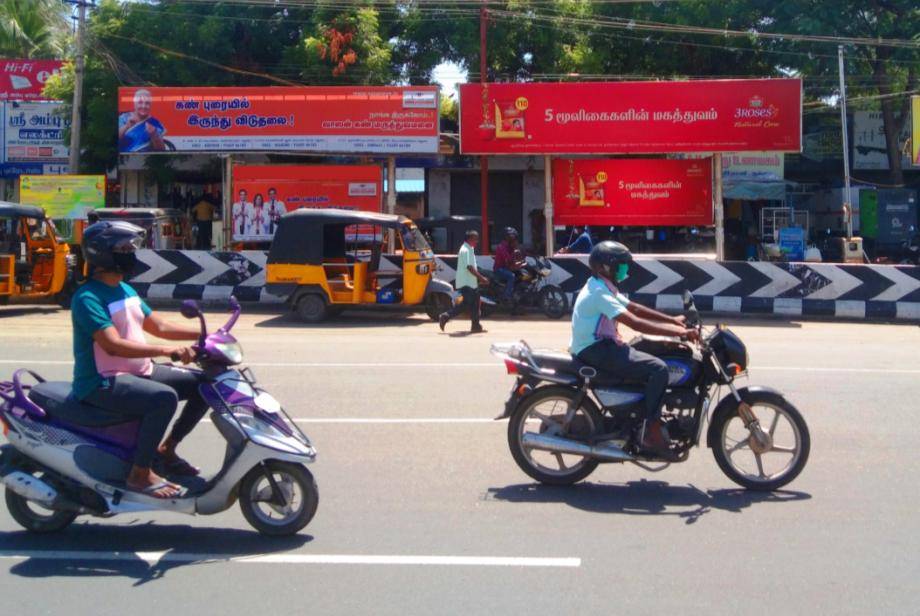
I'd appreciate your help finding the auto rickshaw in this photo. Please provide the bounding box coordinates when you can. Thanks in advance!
[265,209,454,322]
[0,203,73,307]
[91,207,191,249]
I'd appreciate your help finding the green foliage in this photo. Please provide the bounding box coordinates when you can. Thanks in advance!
[0,0,68,58]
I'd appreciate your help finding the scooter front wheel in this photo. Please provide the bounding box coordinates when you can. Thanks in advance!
[239,461,318,536]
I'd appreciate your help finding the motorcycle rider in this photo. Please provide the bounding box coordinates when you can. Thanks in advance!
[493,227,525,306]
[571,241,699,460]
[70,221,208,498]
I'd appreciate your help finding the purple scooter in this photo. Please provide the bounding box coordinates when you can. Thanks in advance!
[0,297,318,535]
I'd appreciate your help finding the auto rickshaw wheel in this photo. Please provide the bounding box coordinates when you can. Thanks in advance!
[294,293,328,323]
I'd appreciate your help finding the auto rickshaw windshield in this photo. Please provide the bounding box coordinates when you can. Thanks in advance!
[400,224,431,252]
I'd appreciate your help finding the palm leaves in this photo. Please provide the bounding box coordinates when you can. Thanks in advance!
[0,0,68,59]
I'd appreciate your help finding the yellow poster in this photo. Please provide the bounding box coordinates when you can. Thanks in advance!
[19,175,105,219]
[912,95,920,168]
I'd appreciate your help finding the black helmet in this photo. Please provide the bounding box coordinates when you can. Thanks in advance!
[82,221,146,273]
[589,240,632,270]
[504,226,518,239]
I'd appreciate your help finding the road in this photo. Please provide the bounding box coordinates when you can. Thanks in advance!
[0,305,918,615]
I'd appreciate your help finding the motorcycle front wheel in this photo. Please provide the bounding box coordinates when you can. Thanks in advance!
[507,386,602,485]
[239,461,318,536]
[538,286,568,319]
[711,392,810,491]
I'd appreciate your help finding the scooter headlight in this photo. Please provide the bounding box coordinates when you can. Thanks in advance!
[213,341,243,365]
[231,406,313,456]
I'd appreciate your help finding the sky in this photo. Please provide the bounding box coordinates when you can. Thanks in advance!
[431,61,467,100]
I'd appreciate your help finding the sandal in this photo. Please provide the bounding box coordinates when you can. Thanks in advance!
[129,480,183,499]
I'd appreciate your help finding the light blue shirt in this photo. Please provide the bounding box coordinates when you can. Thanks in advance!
[455,242,478,290]
[570,276,631,355]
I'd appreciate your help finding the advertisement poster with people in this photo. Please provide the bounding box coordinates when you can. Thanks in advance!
[117,86,439,154]
[230,165,382,242]
[552,158,713,226]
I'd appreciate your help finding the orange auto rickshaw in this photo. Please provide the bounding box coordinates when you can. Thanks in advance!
[0,203,74,307]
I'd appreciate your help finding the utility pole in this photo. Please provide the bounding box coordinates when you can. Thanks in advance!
[479,0,490,254]
[838,45,853,239]
[68,0,88,173]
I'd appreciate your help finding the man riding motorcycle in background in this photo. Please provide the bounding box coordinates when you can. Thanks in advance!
[493,227,525,306]
[70,221,208,498]
[571,241,699,460]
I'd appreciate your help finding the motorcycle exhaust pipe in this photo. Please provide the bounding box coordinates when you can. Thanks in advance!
[522,432,634,462]
[2,470,59,507]
[1,470,90,513]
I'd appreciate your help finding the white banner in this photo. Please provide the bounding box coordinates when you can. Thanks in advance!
[853,111,911,170]
[2,101,69,163]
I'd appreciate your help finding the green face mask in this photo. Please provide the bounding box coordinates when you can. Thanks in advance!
[615,263,629,282]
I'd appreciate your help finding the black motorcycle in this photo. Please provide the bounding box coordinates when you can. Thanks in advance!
[480,256,568,319]
[490,291,810,491]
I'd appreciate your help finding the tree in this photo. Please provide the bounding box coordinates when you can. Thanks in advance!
[0,0,68,58]
[749,0,919,184]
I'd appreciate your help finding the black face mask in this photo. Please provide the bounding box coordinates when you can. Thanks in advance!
[112,251,138,274]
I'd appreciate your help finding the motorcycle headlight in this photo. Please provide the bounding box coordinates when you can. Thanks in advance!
[213,341,243,364]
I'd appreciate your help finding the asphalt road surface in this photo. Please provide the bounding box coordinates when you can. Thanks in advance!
[1,304,918,615]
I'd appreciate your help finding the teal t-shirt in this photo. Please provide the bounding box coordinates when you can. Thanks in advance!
[71,280,152,400]
[570,276,631,355]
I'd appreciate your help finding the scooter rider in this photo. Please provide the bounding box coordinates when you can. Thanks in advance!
[571,241,699,460]
[70,221,208,498]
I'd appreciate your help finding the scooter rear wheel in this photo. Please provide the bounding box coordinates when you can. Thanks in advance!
[239,461,318,536]
[5,471,77,533]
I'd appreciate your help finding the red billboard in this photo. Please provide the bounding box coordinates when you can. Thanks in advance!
[553,158,713,226]
[231,165,381,242]
[460,79,801,155]
[0,59,63,101]
[118,86,439,154]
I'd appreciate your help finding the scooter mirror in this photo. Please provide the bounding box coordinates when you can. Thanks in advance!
[228,295,240,311]
[682,290,694,310]
[180,300,201,319]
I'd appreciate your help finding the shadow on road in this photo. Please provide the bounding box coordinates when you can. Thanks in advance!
[1,522,312,585]
[487,480,811,525]
[0,306,61,319]
[254,310,432,329]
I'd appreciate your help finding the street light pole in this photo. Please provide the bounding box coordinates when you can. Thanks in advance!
[838,45,853,239]
[479,0,490,254]
[68,0,87,173]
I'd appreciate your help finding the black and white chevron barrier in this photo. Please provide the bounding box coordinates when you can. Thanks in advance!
[128,250,920,321]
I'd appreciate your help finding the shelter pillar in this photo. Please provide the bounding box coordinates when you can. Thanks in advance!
[221,154,232,250]
[387,156,397,252]
[713,153,724,261]
[544,155,554,256]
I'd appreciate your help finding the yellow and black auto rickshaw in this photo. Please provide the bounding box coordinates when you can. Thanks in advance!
[266,209,454,322]
[0,203,73,307]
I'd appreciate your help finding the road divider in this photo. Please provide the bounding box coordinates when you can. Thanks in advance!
[127,250,920,321]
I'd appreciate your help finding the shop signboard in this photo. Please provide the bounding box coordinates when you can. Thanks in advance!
[117,86,439,154]
[460,79,802,155]
[778,227,806,261]
[19,174,105,241]
[231,164,382,242]
[852,110,912,170]
[0,59,63,101]
[722,152,784,181]
[2,101,69,163]
[552,158,713,226]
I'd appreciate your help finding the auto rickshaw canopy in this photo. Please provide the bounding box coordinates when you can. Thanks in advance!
[268,209,411,266]
[0,203,46,220]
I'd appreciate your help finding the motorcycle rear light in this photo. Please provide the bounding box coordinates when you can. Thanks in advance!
[516,383,532,396]
[504,359,519,375]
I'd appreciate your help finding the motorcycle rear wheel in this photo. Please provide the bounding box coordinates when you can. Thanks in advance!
[5,470,77,533]
[711,392,810,491]
[538,286,568,319]
[239,461,318,536]
[507,387,602,485]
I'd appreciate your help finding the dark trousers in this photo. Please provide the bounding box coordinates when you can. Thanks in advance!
[577,340,669,421]
[494,268,516,300]
[447,286,481,329]
[195,220,212,250]
[84,364,209,467]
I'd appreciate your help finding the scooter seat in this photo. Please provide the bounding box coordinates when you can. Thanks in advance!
[28,382,132,427]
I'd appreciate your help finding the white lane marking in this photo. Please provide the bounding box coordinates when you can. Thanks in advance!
[0,551,580,568]
[202,417,501,424]
[2,359,920,374]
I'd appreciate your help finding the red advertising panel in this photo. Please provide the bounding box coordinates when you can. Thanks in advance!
[118,86,438,154]
[461,79,801,154]
[231,165,381,242]
[553,158,713,226]
[0,59,63,101]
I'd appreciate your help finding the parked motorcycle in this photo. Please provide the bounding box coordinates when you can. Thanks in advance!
[481,256,568,319]
[490,291,810,491]
[0,297,318,535]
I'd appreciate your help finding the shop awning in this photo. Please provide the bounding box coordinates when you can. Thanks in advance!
[723,181,789,201]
